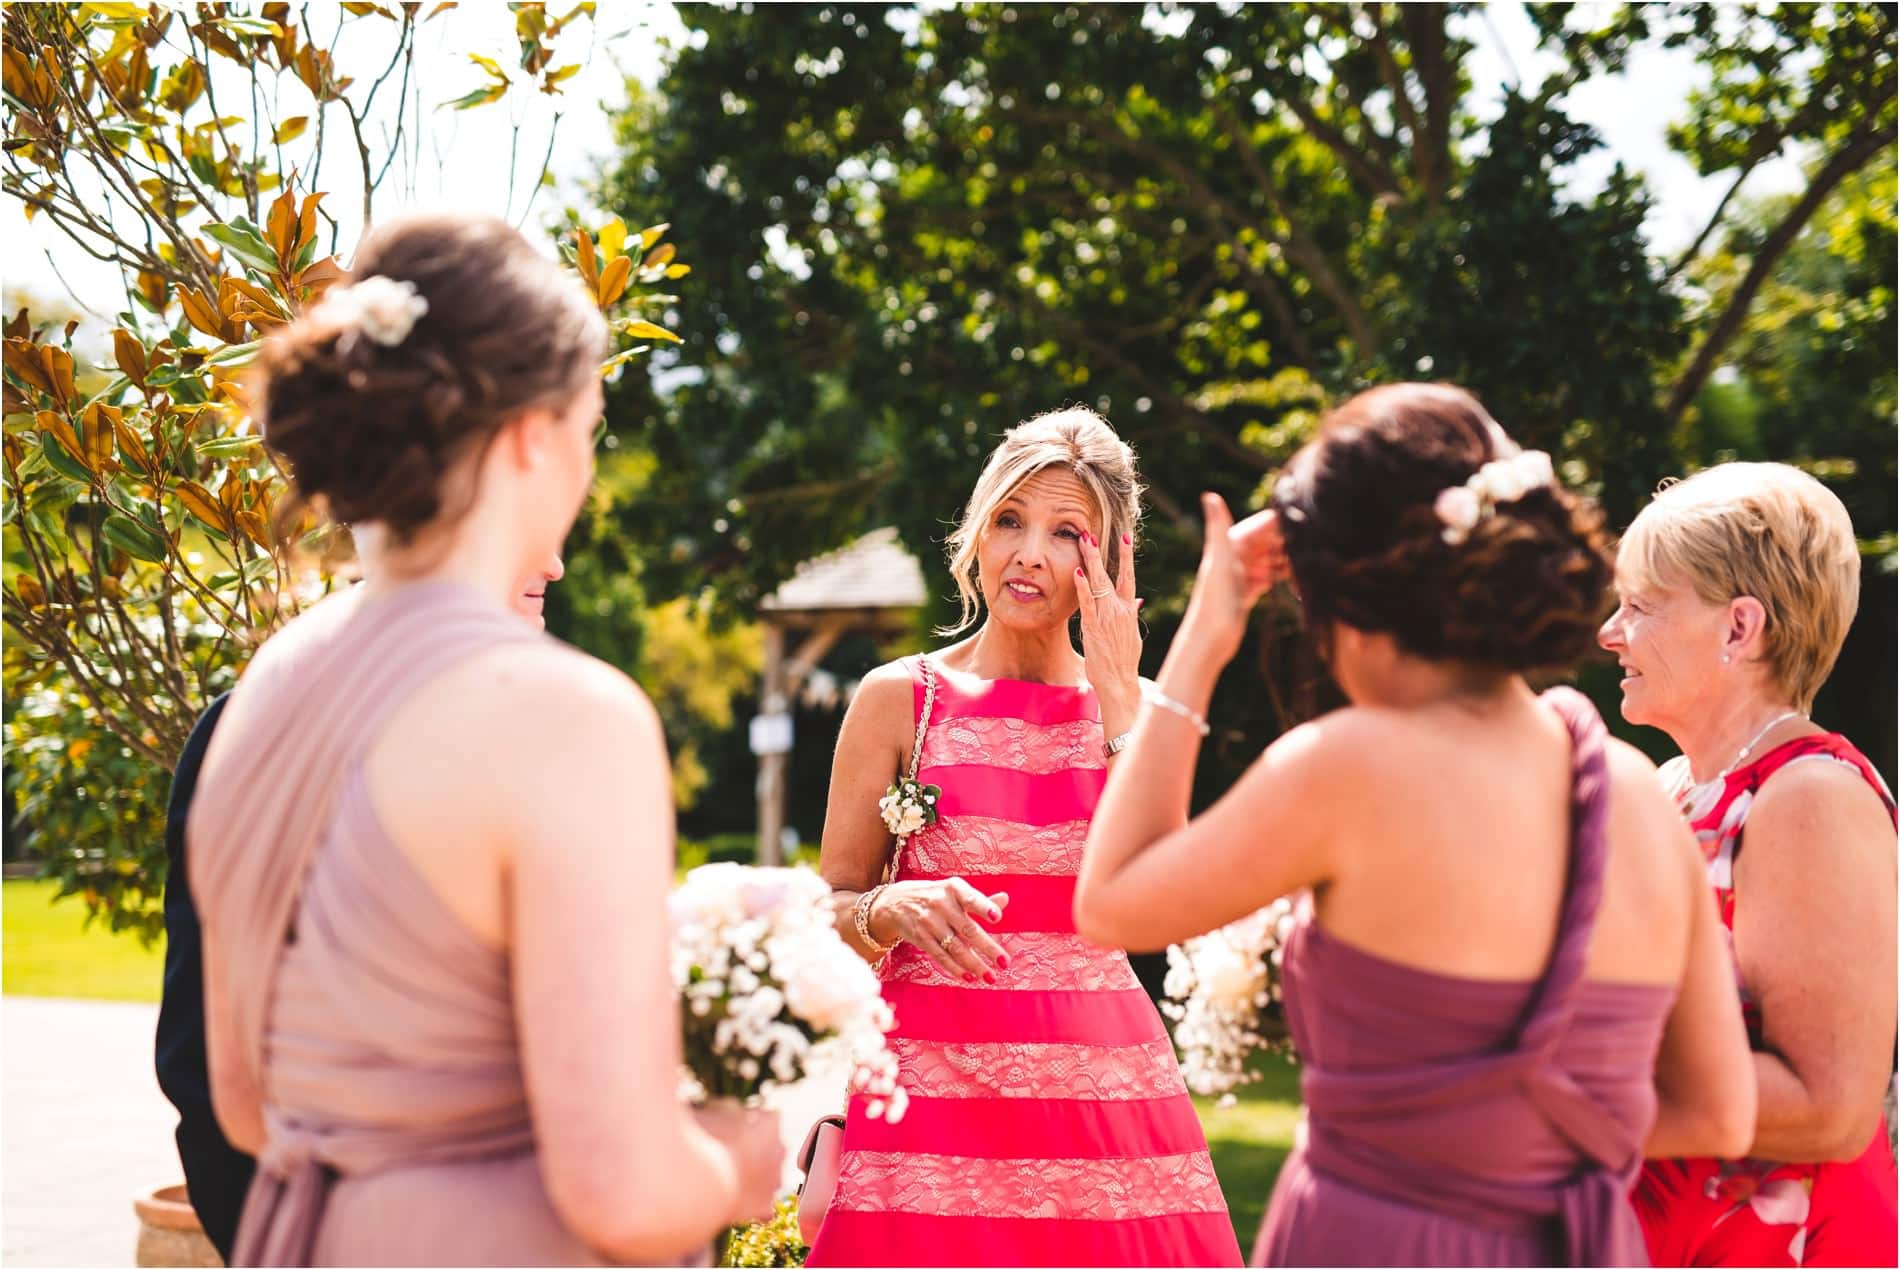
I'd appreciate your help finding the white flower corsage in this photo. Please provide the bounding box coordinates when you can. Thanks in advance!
[1434,449,1556,545]
[878,777,940,840]
[310,275,429,347]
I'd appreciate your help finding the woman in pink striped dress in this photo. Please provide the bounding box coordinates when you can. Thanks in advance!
[808,408,1241,1267]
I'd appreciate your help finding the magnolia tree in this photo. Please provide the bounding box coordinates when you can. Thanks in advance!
[1,1,684,937]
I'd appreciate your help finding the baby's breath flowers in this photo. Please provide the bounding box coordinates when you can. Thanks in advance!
[671,862,906,1121]
[1161,897,1297,1104]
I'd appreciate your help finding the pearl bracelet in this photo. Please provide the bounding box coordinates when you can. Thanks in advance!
[853,884,897,959]
[1143,683,1211,736]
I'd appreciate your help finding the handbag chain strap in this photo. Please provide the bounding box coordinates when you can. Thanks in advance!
[883,656,937,886]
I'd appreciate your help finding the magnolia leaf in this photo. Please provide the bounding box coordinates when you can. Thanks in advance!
[620,319,682,345]
[111,329,148,384]
[214,15,285,38]
[573,227,599,291]
[273,115,309,143]
[101,512,169,564]
[205,339,263,367]
[443,83,508,110]
[173,480,227,532]
[597,216,627,262]
[36,415,90,483]
[203,222,281,276]
[596,255,632,307]
[195,434,263,459]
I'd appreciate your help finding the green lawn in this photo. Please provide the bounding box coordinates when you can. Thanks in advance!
[0,874,1299,1248]
[1196,1052,1301,1250]
[3,879,165,1002]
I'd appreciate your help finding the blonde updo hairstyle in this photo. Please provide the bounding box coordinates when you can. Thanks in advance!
[940,407,1144,636]
[1617,461,1861,712]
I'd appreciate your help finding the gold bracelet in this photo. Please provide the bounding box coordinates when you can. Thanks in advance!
[1143,683,1211,736]
[853,884,897,959]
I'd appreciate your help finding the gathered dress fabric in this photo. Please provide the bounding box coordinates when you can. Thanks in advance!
[806,658,1242,1268]
[188,582,680,1267]
[1633,734,1898,1268]
[1253,688,1676,1267]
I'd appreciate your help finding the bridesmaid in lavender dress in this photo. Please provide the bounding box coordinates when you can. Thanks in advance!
[1078,384,1758,1266]
[188,213,782,1265]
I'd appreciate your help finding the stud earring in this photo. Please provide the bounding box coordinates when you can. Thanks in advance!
[1721,654,1731,665]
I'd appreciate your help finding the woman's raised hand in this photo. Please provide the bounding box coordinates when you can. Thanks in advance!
[1180,494,1283,666]
[872,878,1011,982]
[1075,529,1143,717]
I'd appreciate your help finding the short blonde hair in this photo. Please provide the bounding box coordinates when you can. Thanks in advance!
[941,407,1144,636]
[1619,462,1860,710]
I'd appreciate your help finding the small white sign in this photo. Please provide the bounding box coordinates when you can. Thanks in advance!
[749,712,794,756]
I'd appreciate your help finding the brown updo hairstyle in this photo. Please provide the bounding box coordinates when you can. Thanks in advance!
[1271,383,1611,670]
[253,212,606,541]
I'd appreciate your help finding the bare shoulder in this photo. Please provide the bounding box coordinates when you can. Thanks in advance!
[1751,753,1896,844]
[1604,738,1677,820]
[846,658,918,729]
[1290,705,1410,777]
[432,640,662,751]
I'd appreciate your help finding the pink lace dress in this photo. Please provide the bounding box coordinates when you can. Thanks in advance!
[805,659,1242,1267]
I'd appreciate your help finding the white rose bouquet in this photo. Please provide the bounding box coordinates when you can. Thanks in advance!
[670,862,908,1121]
[1161,896,1297,1103]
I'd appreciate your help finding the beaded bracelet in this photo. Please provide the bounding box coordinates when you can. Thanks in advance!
[853,884,897,960]
[1143,683,1211,736]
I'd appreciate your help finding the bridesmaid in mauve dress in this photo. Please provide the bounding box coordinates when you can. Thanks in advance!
[1079,383,1758,1266]
[189,212,782,1266]
[809,408,1241,1267]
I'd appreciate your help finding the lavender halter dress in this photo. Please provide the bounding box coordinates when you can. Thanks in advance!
[1253,689,1675,1267]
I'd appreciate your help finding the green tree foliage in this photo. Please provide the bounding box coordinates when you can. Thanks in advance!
[594,1,1894,797]
[1,1,672,935]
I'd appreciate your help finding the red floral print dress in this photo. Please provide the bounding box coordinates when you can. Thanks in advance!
[1633,734,1898,1267]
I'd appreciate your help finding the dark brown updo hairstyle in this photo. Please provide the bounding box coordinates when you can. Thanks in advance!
[254,211,606,541]
[1271,383,1611,671]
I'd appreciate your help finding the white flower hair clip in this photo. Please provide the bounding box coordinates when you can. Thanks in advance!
[310,275,429,348]
[1434,449,1556,545]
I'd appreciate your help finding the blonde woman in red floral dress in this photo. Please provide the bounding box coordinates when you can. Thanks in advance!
[1601,462,1897,1266]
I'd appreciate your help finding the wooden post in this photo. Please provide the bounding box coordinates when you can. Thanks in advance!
[756,622,788,866]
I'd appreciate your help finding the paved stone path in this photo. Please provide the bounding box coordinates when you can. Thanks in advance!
[4,997,180,1267]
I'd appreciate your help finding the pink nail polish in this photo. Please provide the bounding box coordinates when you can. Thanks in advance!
[1122,533,1131,545]
[996,954,1010,969]
[984,972,997,984]
[963,973,976,982]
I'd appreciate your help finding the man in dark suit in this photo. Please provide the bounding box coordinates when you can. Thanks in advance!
[155,692,253,1262]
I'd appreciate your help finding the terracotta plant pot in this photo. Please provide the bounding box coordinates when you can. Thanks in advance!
[133,1183,223,1268]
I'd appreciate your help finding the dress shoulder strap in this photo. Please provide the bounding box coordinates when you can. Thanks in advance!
[1746,733,1896,822]
[1516,687,1614,1053]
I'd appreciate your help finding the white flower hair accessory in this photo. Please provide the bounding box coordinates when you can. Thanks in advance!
[310,275,429,348]
[1434,449,1556,545]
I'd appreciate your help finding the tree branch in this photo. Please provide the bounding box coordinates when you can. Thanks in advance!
[1209,102,1379,351]
[1259,78,1402,199]
[1665,130,1889,424]
[1399,2,1452,203]
[1665,140,1779,281]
